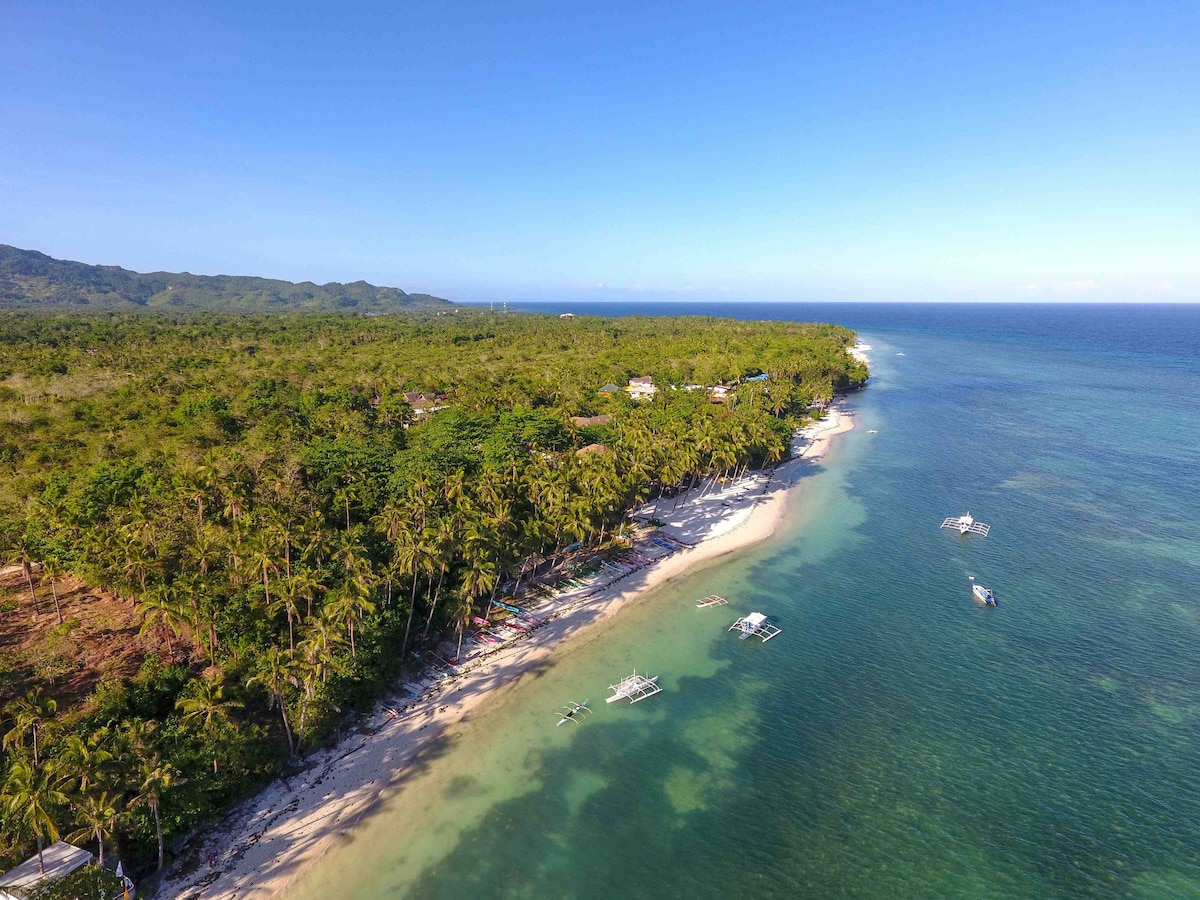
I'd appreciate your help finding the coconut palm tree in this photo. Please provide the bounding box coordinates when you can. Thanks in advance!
[137,585,193,658]
[3,527,42,616]
[3,692,56,771]
[176,678,243,773]
[38,553,67,626]
[66,789,119,869]
[1,760,68,874]
[248,647,298,757]
[54,733,114,796]
[421,515,457,641]
[324,583,374,659]
[131,757,182,871]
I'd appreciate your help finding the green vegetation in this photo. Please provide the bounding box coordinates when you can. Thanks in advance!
[0,245,452,312]
[0,308,865,878]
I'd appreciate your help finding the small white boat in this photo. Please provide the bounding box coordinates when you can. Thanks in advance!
[897,352,906,356]
[556,700,592,726]
[606,671,662,704]
[941,513,990,537]
[728,612,782,642]
[970,577,997,607]
[696,594,728,608]
[867,429,878,434]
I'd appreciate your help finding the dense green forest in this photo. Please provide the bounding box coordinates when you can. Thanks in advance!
[0,245,452,312]
[0,309,866,882]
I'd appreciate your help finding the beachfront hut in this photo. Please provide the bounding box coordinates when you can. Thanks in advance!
[0,842,94,900]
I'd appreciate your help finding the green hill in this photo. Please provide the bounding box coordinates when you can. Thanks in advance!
[0,244,453,312]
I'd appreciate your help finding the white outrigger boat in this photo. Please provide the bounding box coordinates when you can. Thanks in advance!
[696,594,728,608]
[728,612,782,642]
[556,700,592,726]
[606,670,662,704]
[969,577,997,607]
[941,512,990,537]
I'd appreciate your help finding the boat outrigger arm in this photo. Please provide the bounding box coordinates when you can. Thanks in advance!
[556,700,592,726]
[941,513,990,536]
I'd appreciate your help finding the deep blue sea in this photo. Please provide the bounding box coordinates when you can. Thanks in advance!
[295,303,1200,899]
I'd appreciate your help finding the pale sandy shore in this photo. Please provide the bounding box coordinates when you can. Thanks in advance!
[155,404,856,900]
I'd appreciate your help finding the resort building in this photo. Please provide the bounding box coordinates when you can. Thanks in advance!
[625,376,657,400]
[403,391,449,416]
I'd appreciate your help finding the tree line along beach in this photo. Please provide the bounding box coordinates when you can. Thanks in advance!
[0,308,866,897]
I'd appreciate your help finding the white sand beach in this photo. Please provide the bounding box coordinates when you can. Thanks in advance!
[155,403,856,900]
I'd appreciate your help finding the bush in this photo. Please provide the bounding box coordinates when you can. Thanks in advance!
[25,865,128,900]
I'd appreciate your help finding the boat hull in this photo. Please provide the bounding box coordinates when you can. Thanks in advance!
[972,583,997,606]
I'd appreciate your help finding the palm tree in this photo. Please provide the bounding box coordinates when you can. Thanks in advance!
[248,647,298,757]
[131,758,183,870]
[137,585,193,658]
[1,760,68,874]
[39,553,67,626]
[389,525,426,657]
[176,678,243,773]
[239,527,279,611]
[324,583,374,659]
[421,515,458,641]
[454,553,497,660]
[67,789,119,869]
[3,528,42,616]
[54,733,114,796]
[2,688,57,767]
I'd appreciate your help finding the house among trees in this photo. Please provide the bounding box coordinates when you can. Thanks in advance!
[402,391,448,416]
[570,414,612,428]
[576,443,607,455]
[708,385,732,403]
[598,383,621,396]
[0,842,93,900]
[625,376,657,401]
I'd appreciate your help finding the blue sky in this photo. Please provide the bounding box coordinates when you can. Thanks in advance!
[2,1,1197,302]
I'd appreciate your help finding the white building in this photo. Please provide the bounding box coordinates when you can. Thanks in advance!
[625,376,657,400]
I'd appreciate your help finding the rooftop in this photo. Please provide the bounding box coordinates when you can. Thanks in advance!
[0,843,93,898]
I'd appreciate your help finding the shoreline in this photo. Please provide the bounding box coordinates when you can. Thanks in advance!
[156,403,857,900]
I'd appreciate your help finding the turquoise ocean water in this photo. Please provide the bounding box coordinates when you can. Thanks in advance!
[293,304,1200,899]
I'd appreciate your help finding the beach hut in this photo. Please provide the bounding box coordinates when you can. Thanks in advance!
[0,842,94,900]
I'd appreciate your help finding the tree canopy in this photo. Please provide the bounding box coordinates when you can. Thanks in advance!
[0,307,866,878]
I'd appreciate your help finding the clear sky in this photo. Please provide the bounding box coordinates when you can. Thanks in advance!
[3,1,1198,302]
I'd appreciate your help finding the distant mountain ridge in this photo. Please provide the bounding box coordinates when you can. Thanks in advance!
[0,244,453,312]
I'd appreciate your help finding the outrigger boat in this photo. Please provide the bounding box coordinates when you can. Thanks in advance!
[696,594,728,608]
[941,513,990,537]
[728,612,782,642]
[606,670,662,704]
[969,577,997,607]
[556,700,592,726]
